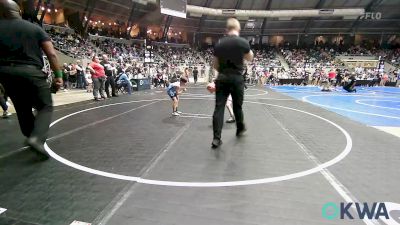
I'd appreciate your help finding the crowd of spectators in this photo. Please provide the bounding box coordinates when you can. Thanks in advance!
[92,39,144,62]
[154,46,207,66]
[338,45,400,68]
[282,48,339,70]
[45,27,400,91]
[242,44,400,87]
[48,29,98,58]
[53,39,212,99]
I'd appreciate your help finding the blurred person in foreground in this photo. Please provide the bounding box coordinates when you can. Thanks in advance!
[0,0,63,159]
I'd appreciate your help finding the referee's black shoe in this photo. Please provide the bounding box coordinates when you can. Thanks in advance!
[236,126,247,137]
[211,139,222,148]
[26,137,50,160]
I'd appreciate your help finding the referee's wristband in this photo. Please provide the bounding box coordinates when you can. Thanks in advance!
[54,70,63,78]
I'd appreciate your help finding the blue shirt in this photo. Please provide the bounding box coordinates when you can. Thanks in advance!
[118,73,130,83]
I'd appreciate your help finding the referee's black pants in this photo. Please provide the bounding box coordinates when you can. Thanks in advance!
[0,66,53,144]
[105,75,116,97]
[213,74,245,140]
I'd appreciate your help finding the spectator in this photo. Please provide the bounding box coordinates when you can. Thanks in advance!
[88,55,107,101]
[100,54,118,98]
[380,73,389,86]
[69,63,77,87]
[193,67,199,84]
[85,68,93,93]
[62,63,70,91]
[397,70,400,87]
[75,60,85,89]
[116,68,132,95]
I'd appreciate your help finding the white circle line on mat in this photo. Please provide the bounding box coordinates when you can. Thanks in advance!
[355,99,400,111]
[302,95,400,120]
[45,98,352,187]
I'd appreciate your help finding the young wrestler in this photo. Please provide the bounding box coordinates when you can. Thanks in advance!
[167,77,188,116]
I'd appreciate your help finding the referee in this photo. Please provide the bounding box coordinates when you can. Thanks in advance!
[212,18,254,148]
[0,0,63,159]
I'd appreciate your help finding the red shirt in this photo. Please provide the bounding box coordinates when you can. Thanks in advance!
[90,62,106,79]
[328,71,336,79]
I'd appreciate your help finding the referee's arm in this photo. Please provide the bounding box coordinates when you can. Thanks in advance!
[41,41,63,88]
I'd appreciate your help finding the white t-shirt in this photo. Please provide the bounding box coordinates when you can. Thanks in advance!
[170,81,180,88]
[85,73,93,84]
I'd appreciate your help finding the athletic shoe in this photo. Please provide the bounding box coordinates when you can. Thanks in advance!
[176,111,183,114]
[211,139,222,148]
[2,111,11,118]
[236,126,247,137]
[226,118,235,123]
[172,112,180,116]
[25,137,50,160]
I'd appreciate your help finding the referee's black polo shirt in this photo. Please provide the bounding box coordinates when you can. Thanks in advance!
[213,35,250,76]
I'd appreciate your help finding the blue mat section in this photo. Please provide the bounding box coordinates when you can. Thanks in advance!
[270,86,400,127]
